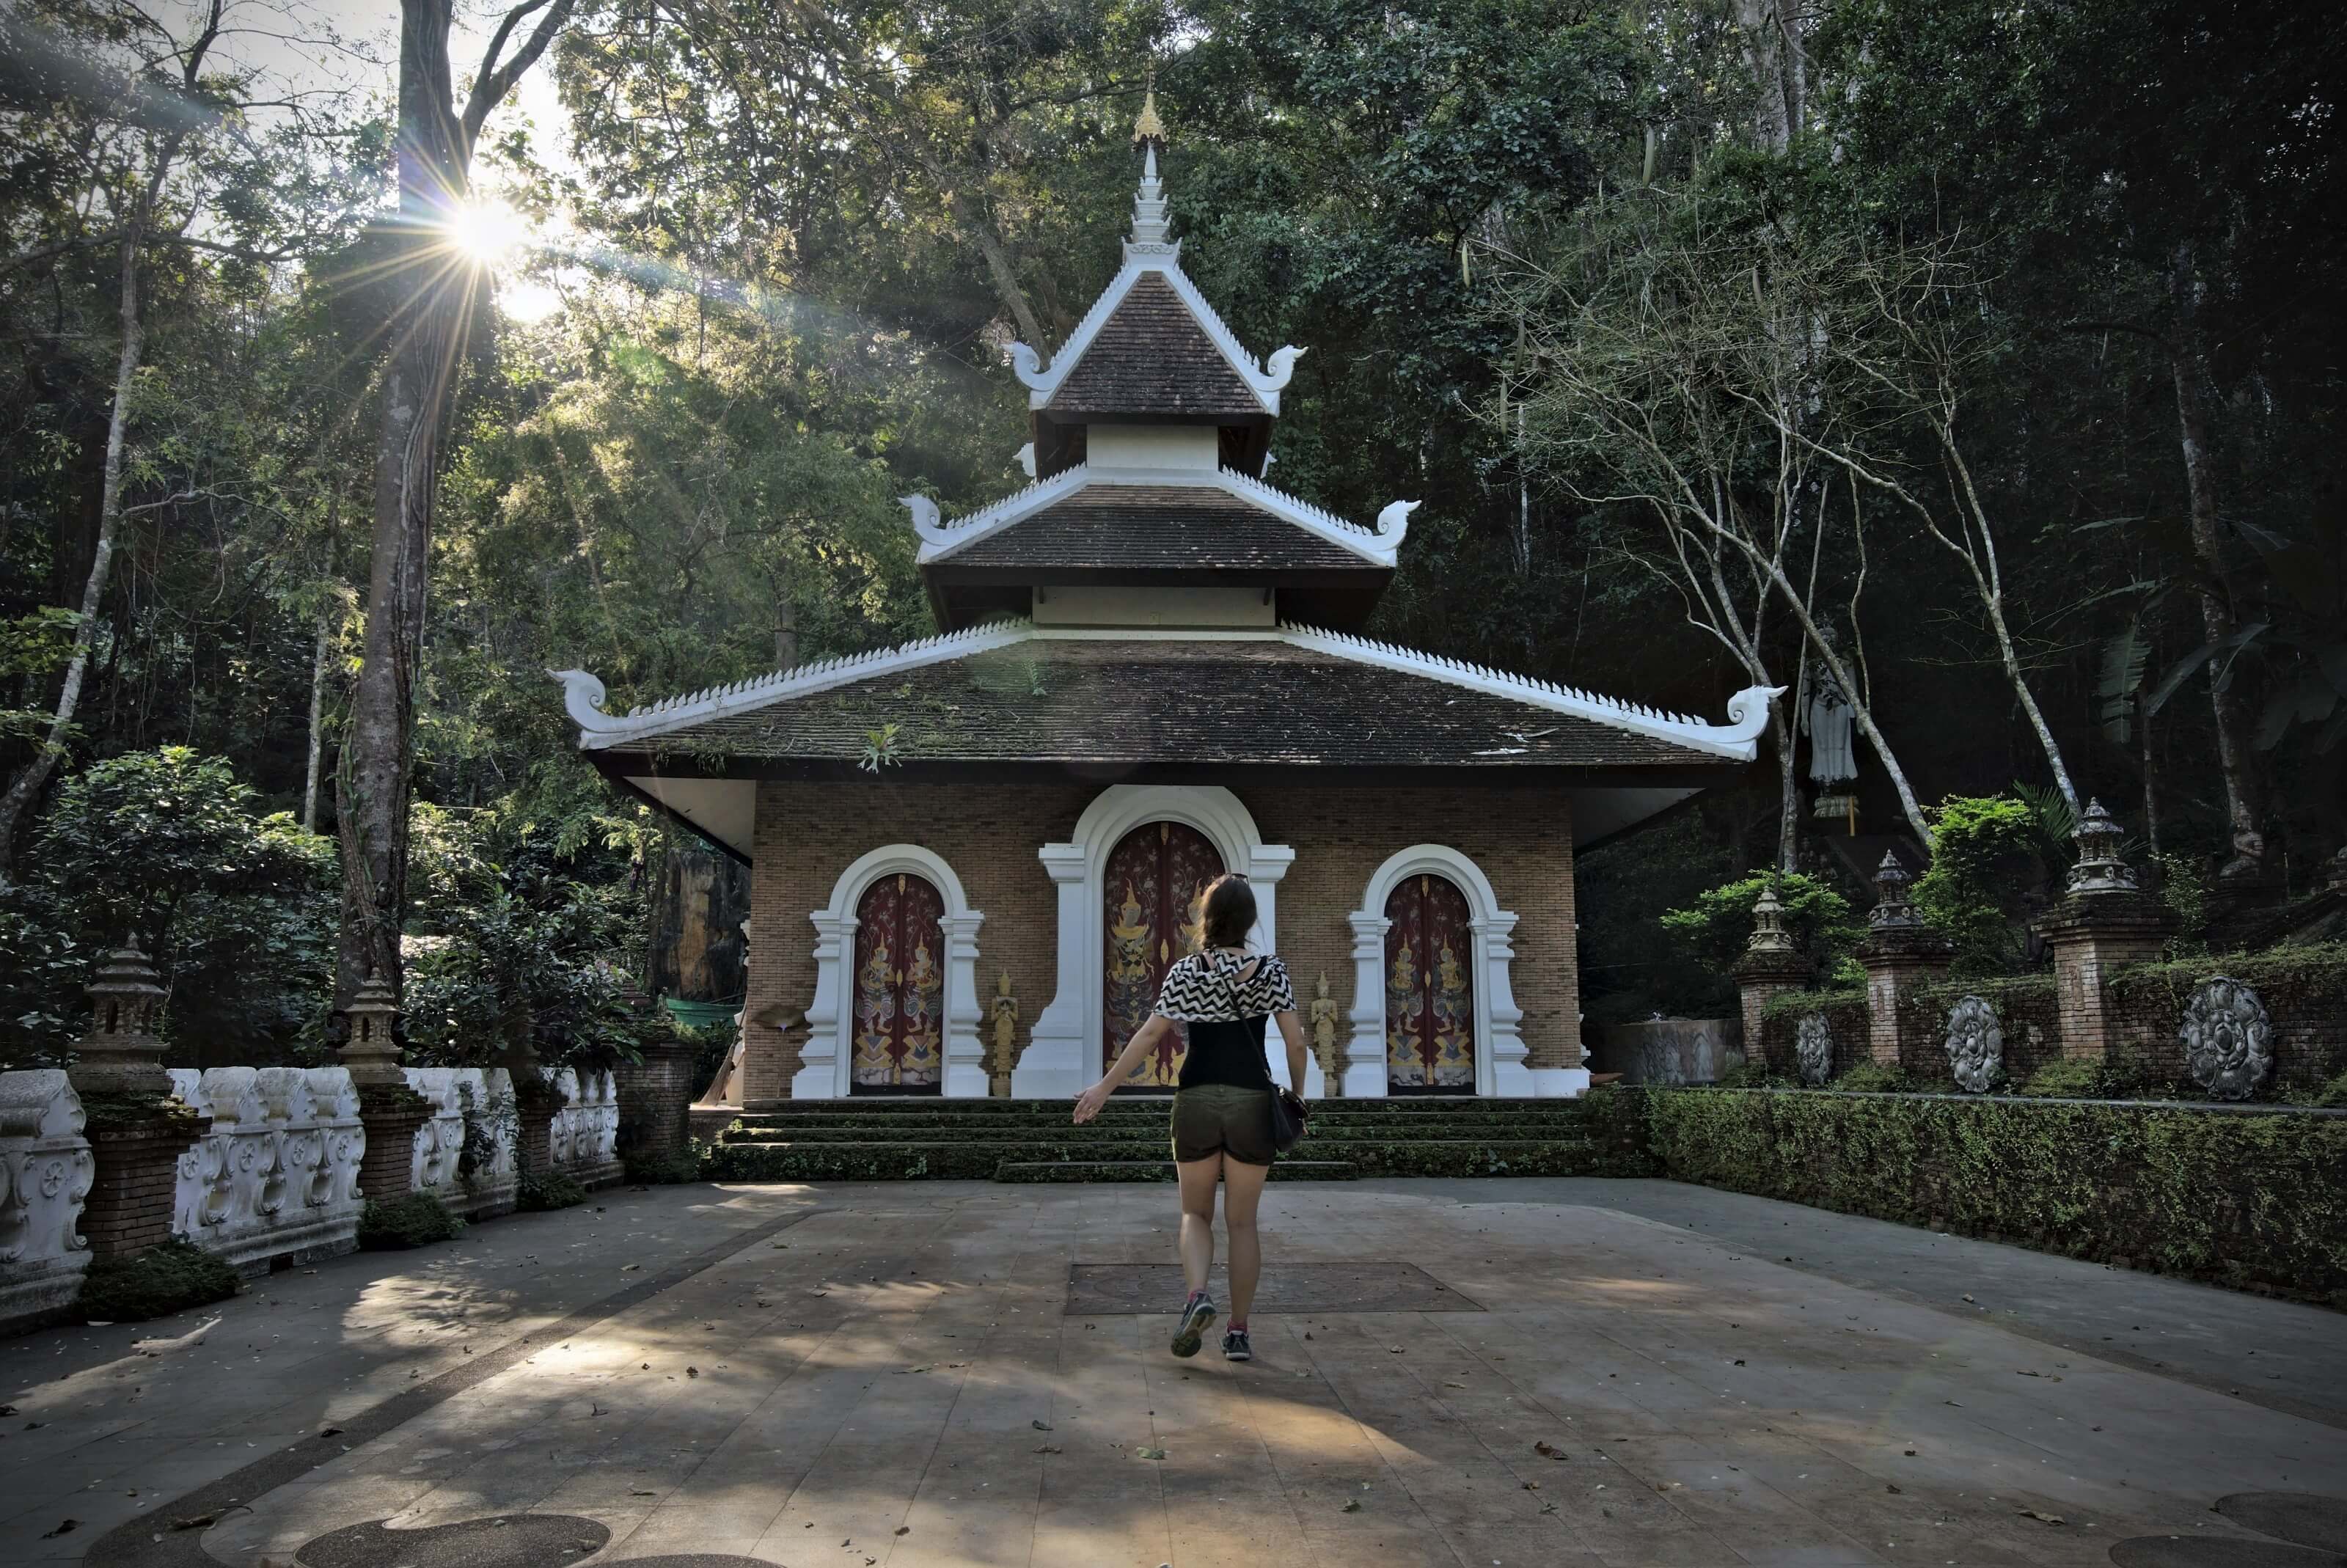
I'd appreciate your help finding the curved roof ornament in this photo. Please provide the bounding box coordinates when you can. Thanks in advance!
[1375,499,1419,546]
[898,494,958,548]
[549,668,620,735]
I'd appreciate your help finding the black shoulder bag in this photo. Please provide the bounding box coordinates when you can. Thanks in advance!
[1216,952,1310,1152]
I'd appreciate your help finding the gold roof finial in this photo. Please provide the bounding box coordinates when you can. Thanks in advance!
[1132,69,1165,144]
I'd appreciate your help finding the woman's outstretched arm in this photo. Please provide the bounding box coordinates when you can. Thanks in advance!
[1273,1010,1307,1093]
[1075,1014,1171,1122]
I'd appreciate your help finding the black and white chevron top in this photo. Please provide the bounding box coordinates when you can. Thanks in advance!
[1153,950,1298,1023]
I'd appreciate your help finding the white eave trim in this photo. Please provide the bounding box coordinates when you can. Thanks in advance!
[1278,623,1783,762]
[909,466,1415,568]
[1006,252,1303,416]
[556,621,1780,763]
[549,619,1039,750]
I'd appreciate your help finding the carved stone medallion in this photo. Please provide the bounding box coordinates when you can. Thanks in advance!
[2180,976,2274,1101]
[1944,995,2002,1093]
[1794,1014,1832,1087]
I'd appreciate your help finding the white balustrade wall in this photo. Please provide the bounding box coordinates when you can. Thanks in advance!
[549,1067,623,1186]
[404,1066,519,1217]
[165,1065,365,1275]
[0,1070,95,1326]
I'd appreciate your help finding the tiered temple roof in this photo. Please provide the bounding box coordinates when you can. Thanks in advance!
[560,94,1773,857]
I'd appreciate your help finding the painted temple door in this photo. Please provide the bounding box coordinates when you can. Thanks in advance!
[1385,873,1476,1092]
[851,872,947,1093]
[1104,821,1226,1089]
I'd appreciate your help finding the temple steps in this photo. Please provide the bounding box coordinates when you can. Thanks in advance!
[994,1159,1359,1183]
[700,1098,1630,1183]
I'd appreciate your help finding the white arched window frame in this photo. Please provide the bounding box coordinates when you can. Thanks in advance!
[1344,845,1539,1099]
[1014,785,1320,1099]
[796,846,987,1100]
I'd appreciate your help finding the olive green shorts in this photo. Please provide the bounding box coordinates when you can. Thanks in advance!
[1170,1083,1275,1167]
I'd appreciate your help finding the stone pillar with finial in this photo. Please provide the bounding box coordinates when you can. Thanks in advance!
[1730,883,1812,1074]
[1855,851,1954,1070]
[68,943,203,1258]
[340,970,432,1206]
[2039,799,2172,1065]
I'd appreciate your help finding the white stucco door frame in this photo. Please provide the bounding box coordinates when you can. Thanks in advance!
[1342,844,1553,1099]
[796,845,988,1100]
[1014,785,1322,1099]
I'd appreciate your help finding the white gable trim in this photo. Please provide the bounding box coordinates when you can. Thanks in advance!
[549,618,1039,750]
[555,622,1779,762]
[1279,623,1783,762]
[1006,254,1303,416]
[912,467,1410,568]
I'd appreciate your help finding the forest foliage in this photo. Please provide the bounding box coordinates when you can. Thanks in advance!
[1,0,2340,1058]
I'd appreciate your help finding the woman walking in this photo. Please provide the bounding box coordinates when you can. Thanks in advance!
[1074,872,1308,1362]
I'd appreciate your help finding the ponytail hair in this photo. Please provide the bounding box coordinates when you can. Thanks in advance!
[1193,872,1256,953]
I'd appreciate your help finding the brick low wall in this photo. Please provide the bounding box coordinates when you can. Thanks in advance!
[1900,978,2063,1088]
[1757,992,1870,1080]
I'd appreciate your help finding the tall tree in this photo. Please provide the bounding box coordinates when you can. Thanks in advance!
[0,1,227,882]
[336,0,574,1008]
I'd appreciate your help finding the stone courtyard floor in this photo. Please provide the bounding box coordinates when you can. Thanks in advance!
[4,1178,2345,1568]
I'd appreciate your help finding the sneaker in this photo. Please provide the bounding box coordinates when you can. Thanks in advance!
[1171,1291,1217,1358]
[1222,1328,1252,1362]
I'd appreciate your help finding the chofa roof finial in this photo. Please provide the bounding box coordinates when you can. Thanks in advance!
[1132,67,1165,144]
[1127,72,1174,252]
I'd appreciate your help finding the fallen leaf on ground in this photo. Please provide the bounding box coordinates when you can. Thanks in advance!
[2016,1509,2065,1525]
[1886,1484,1902,1494]
[41,1520,77,1538]
[1135,1447,1167,1460]
[894,1526,910,1536]
[1034,1444,1062,1454]
[631,1490,658,1497]
[620,1264,641,1272]
[1534,1442,1568,1460]
[1031,1419,1053,1431]
[686,1367,699,1377]
[319,1427,343,1438]
[1522,1481,1541,1492]
[1341,1501,1361,1513]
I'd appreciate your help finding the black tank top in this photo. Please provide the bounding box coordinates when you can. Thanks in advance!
[1179,1016,1274,1091]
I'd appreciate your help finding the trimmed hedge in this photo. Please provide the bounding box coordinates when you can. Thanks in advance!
[518,1170,589,1212]
[77,1238,241,1322]
[358,1192,464,1250]
[1642,1087,2347,1305]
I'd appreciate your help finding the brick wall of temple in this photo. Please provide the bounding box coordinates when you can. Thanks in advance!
[743,780,1581,1100]
[1244,787,1580,1073]
[745,783,1095,1102]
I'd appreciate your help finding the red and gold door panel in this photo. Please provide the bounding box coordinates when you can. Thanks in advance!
[1103,821,1225,1089]
[1385,873,1476,1092]
[851,872,946,1093]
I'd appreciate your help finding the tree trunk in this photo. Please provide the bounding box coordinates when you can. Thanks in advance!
[773,590,798,670]
[1773,706,1800,872]
[303,603,333,832]
[0,216,149,884]
[2167,239,2260,863]
[334,0,469,1008]
[333,0,572,1010]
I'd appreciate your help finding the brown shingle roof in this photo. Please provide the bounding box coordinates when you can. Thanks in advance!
[1044,274,1265,419]
[618,640,1731,772]
[930,486,1384,575]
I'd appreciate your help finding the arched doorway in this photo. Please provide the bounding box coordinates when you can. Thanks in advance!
[1385,872,1476,1092]
[851,871,947,1093]
[1102,821,1225,1088]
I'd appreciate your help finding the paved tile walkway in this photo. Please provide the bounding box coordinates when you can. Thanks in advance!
[4,1178,2343,1567]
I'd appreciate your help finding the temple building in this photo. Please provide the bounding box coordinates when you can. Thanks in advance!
[555,106,1776,1106]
